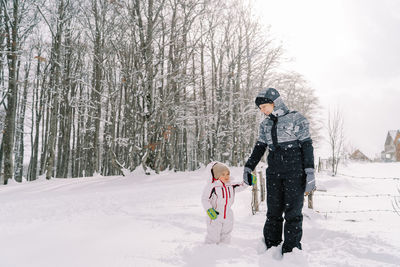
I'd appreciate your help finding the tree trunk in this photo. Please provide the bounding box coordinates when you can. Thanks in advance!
[14,58,30,182]
[2,0,19,185]
[45,0,65,180]
[28,53,45,181]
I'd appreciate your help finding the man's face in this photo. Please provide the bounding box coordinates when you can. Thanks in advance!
[259,103,274,115]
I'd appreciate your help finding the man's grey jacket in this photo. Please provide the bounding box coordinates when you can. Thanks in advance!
[245,88,314,174]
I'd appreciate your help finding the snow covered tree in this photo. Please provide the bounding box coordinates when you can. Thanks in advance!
[0,0,322,181]
[0,0,37,183]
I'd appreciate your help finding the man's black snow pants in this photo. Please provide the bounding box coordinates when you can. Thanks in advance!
[263,170,305,253]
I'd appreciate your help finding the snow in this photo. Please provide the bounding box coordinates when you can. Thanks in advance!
[1,162,400,267]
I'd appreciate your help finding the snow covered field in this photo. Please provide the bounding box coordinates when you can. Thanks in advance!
[1,162,400,267]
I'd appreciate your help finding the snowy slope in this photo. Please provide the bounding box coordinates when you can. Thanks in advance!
[1,163,400,267]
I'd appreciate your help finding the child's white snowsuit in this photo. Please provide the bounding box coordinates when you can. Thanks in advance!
[201,162,247,244]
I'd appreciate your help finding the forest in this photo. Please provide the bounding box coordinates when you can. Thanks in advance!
[0,0,319,184]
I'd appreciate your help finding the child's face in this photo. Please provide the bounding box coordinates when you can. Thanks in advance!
[259,103,274,115]
[218,171,230,183]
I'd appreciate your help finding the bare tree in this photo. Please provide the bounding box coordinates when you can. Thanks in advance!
[270,72,322,144]
[1,0,20,184]
[44,0,71,180]
[327,107,345,176]
[27,43,47,181]
[14,55,31,182]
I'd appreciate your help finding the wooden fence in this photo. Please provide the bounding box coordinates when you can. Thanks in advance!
[251,167,400,216]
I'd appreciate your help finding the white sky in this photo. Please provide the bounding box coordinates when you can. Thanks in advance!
[253,0,400,159]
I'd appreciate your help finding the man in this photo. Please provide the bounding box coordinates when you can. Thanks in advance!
[243,87,316,254]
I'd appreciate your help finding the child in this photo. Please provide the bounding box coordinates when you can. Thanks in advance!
[201,161,253,244]
[243,87,316,254]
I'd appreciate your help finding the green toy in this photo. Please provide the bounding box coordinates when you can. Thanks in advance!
[251,174,257,185]
[207,208,219,220]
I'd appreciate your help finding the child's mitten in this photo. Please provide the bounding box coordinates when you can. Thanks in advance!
[207,208,219,220]
[251,173,257,185]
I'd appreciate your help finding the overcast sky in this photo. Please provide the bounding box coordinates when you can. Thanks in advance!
[254,0,400,159]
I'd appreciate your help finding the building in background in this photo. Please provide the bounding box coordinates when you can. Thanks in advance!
[381,130,400,162]
[350,149,371,162]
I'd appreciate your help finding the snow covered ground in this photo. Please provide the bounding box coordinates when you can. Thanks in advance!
[1,162,400,267]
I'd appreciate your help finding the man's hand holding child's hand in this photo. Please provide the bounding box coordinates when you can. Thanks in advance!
[243,167,257,186]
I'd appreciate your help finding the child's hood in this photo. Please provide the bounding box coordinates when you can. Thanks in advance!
[204,162,239,185]
[204,161,217,184]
